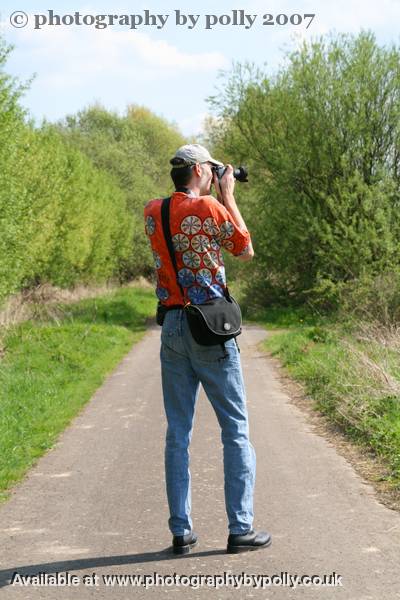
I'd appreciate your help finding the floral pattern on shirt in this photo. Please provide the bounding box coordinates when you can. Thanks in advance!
[144,192,251,306]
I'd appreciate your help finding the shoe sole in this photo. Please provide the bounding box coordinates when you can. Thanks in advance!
[172,540,198,555]
[227,536,272,554]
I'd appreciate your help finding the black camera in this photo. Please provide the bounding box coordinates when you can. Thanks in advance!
[212,165,248,183]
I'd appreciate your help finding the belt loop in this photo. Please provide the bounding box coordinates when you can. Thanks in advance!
[218,342,229,361]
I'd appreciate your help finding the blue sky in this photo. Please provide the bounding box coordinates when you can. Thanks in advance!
[1,0,399,137]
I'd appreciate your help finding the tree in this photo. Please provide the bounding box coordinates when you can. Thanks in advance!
[207,31,400,310]
[55,104,185,279]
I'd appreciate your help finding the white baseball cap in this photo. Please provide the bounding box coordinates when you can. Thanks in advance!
[170,144,223,168]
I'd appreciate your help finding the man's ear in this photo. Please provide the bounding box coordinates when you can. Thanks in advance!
[193,163,202,177]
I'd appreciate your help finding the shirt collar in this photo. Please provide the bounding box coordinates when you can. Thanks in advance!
[174,188,198,198]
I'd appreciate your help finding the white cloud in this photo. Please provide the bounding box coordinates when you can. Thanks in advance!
[6,15,228,86]
[130,33,227,69]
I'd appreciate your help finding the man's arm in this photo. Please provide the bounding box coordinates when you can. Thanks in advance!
[213,165,254,261]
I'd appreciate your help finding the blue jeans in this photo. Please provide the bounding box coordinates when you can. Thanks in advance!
[160,308,256,536]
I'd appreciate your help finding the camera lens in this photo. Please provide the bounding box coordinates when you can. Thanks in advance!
[213,165,248,183]
[233,166,248,182]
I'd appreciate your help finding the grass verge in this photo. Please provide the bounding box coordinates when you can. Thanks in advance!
[0,286,157,504]
[245,307,400,493]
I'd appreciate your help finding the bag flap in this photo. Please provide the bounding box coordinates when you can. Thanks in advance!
[186,296,242,335]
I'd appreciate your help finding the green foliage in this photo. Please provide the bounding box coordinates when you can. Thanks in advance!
[262,311,400,485]
[0,35,185,303]
[0,286,157,501]
[54,103,185,279]
[0,38,32,300]
[207,31,400,318]
[0,117,132,300]
[338,270,400,324]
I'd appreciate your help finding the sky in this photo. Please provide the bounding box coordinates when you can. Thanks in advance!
[0,0,399,138]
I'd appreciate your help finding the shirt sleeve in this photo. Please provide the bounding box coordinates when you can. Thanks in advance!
[209,198,251,257]
[144,201,156,238]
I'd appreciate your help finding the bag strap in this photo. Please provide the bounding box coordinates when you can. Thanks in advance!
[160,195,230,356]
[161,196,187,305]
[160,194,233,303]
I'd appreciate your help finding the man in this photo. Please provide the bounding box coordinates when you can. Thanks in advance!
[144,144,271,555]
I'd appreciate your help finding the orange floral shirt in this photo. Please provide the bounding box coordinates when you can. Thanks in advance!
[144,191,251,306]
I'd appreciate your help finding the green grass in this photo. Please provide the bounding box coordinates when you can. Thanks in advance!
[0,286,157,503]
[253,307,400,489]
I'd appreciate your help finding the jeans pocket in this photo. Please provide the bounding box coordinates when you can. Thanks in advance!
[161,310,182,339]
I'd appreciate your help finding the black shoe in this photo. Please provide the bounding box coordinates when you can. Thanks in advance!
[172,531,198,555]
[227,529,272,554]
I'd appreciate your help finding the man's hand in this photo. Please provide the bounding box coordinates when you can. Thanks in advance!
[212,163,254,260]
[212,164,235,205]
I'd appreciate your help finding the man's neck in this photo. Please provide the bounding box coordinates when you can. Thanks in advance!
[175,186,199,197]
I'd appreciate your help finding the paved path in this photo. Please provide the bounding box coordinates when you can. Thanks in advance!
[0,323,399,599]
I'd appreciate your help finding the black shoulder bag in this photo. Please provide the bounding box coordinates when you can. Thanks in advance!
[157,196,242,347]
